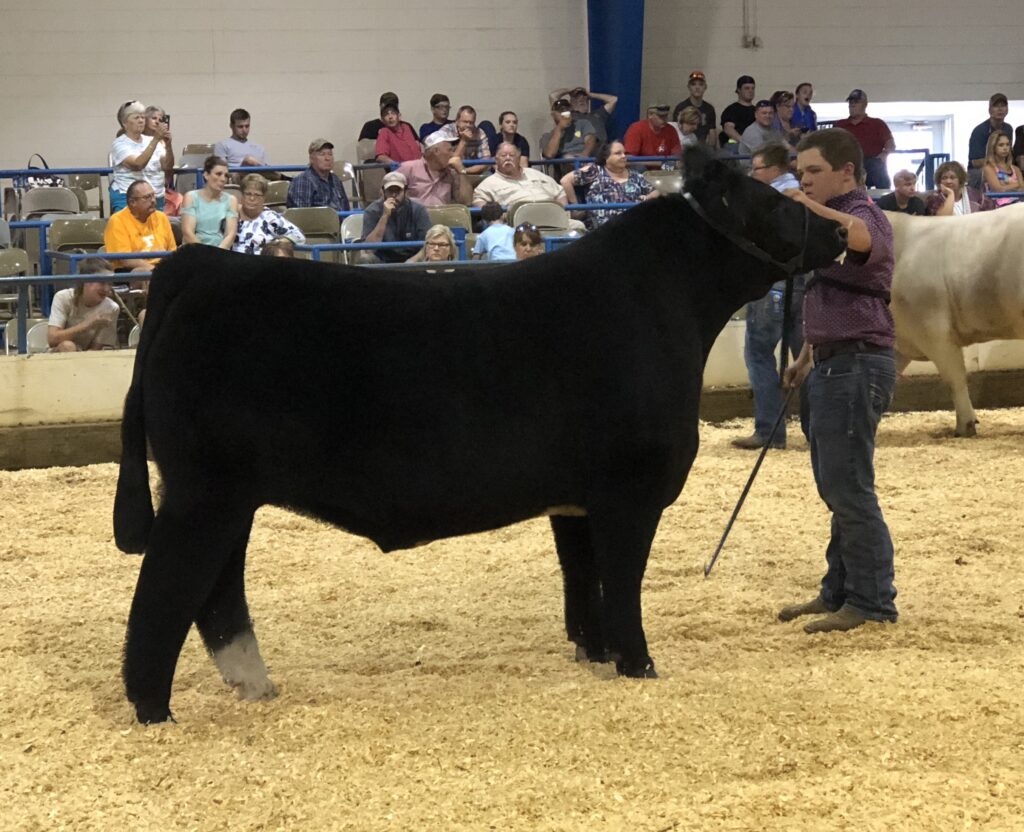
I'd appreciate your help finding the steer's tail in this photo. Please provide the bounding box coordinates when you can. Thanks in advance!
[113,376,153,554]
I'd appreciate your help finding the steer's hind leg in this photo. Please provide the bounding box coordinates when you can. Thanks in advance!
[123,500,254,724]
[195,515,277,702]
[926,339,978,437]
[587,504,662,679]
[550,516,607,662]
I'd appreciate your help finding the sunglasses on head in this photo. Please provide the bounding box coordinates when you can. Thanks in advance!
[515,222,538,233]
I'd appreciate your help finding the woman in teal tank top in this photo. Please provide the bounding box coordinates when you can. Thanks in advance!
[181,155,239,248]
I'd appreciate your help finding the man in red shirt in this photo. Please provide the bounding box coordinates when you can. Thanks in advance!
[374,105,422,165]
[623,104,681,169]
[835,89,894,188]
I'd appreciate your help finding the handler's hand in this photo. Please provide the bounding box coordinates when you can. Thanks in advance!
[783,187,807,204]
[783,351,812,389]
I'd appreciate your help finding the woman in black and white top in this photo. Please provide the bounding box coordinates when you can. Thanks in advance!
[233,173,306,255]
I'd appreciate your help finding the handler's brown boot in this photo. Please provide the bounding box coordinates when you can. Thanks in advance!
[803,606,869,634]
[777,597,831,622]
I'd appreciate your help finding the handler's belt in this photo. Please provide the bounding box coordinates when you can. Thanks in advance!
[812,339,890,364]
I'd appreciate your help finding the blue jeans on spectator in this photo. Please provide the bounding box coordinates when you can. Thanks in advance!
[743,277,806,446]
[863,156,890,189]
[808,349,898,621]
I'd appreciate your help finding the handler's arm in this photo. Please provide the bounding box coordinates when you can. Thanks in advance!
[784,188,871,253]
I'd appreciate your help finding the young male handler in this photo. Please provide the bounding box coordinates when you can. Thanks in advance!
[779,128,898,633]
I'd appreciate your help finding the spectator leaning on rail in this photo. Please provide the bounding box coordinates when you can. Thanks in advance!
[103,180,176,274]
[541,98,596,178]
[719,75,757,150]
[357,171,431,264]
[779,127,899,634]
[549,85,619,144]
[673,107,702,148]
[834,89,895,189]
[47,257,120,352]
[375,103,423,165]
[407,223,457,263]
[433,106,491,174]
[967,93,1012,189]
[623,104,681,170]
[982,130,1023,206]
[141,105,174,208]
[110,101,171,212]
[732,141,808,451]
[214,108,270,169]
[419,93,453,141]
[234,173,306,255]
[672,70,717,147]
[560,140,656,230]
[792,82,818,135]
[472,142,569,207]
[739,100,785,160]
[287,139,350,211]
[925,161,995,216]
[875,170,926,215]
[181,155,239,249]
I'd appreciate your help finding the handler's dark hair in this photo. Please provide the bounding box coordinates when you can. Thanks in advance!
[752,141,790,172]
[796,128,864,183]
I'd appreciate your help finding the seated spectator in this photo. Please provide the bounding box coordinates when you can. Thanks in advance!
[408,224,458,263]
[214,108,270,169]
[181,156,239,248]
[623,105,681,169]
[560,140,656,229]
[359,171,431,264]
[47,258,119,352]
[472,201,515,261]
[141,105,174,209]
[375,104,422,165]
[358,92,408,141]
[396,132,470,206]
[110,101,171,212]
[982,131,1023,206]
[925,161,995,215]
[673,107,702,147]
[287,139,351,210]
[672,71,716,147]
[104,181,176,273]
[739,100,784,158]
[419,93,453,141]
[489,111,531,165]
[769,90,802,147]
[233,173,306,255]
[720,76,757,149]
[875,170,926,215]
[513,223,544,260]
[792,82,817,134]
[433,106,491,173]
[541,98,597,176]
[968,93,1012,188]
[472,143,568,207]
[260,237,296,258]
[551,86,619,143]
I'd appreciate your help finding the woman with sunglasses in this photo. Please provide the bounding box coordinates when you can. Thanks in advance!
[110,101,171,212]
[513,223,544,260]
[233,173,306,255]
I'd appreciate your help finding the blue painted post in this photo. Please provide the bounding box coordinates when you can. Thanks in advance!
[587,0,645,141]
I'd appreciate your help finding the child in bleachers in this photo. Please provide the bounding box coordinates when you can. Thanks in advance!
[471,201,516,261]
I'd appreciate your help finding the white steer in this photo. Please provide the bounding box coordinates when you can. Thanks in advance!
[887,204,1024,436]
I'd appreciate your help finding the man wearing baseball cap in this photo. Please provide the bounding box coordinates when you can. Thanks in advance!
[396,131,471,206]
[719,75,757,148]
[835,89,895,188]
[623,104,681,169]
[672,70,717,147]
[287,138,350,210]
[358,170,432,263]
[967,93,1012,188]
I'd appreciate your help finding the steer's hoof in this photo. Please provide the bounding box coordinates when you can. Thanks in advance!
[573,643,611,664]
[955,420,978,438]
[135,702,174,724]
[616,657,658,679]
[235,678,279,702]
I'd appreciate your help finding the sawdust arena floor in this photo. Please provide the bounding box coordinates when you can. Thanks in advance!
[2,408,1024,831]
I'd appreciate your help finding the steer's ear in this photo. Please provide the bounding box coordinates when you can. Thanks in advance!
[681,144,722,191]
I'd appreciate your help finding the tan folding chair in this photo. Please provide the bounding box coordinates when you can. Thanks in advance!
[46,218,108,275]
[508,200,570,231]
[340,214,364,265]
[264,180,290,210]
[427,204,473,232]
[0,247,32,319]
[283,207,341,263]
[20,187,81,219]
[64,174,104,215]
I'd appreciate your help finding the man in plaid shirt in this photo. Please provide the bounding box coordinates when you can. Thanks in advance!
[287,138,350,210]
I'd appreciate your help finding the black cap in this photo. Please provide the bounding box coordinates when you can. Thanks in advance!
[736,75,755,89]
[847,89,867,102]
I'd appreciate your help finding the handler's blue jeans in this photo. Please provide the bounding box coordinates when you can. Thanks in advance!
[808,350,898,620]
[743,277,806,446]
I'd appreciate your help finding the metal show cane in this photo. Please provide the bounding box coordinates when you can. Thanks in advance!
[704,275,799,578]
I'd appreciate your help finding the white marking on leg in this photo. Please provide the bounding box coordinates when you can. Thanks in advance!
[212,631,278,701]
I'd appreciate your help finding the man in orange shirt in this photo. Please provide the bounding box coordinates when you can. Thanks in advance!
[103,181,176,273]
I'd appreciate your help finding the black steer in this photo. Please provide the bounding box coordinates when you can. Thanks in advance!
[115,148,847,723]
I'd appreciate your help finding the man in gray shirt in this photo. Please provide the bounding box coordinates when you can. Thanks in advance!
[214,108,269,168]
[739,100,785,160]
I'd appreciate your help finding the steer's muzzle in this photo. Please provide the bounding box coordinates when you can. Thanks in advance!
[835,225,849,244]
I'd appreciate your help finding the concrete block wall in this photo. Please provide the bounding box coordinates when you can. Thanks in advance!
[0,0,589,170]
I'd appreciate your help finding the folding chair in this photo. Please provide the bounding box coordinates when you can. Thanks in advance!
[427,204,473,232]
[0,247,31,319]
[264,180,290,210]
[340,214,364,265]
[26,321,50,354]
[508,200,570,232]
[283,207,341,262]
[20,187,81,219]
[46,218,108,275]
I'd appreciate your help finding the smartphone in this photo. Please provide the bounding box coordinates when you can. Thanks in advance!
[161,114,171,126]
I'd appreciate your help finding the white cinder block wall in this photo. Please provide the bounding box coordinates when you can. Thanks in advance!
[643,0,1024,123]
[0,0,590,170]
